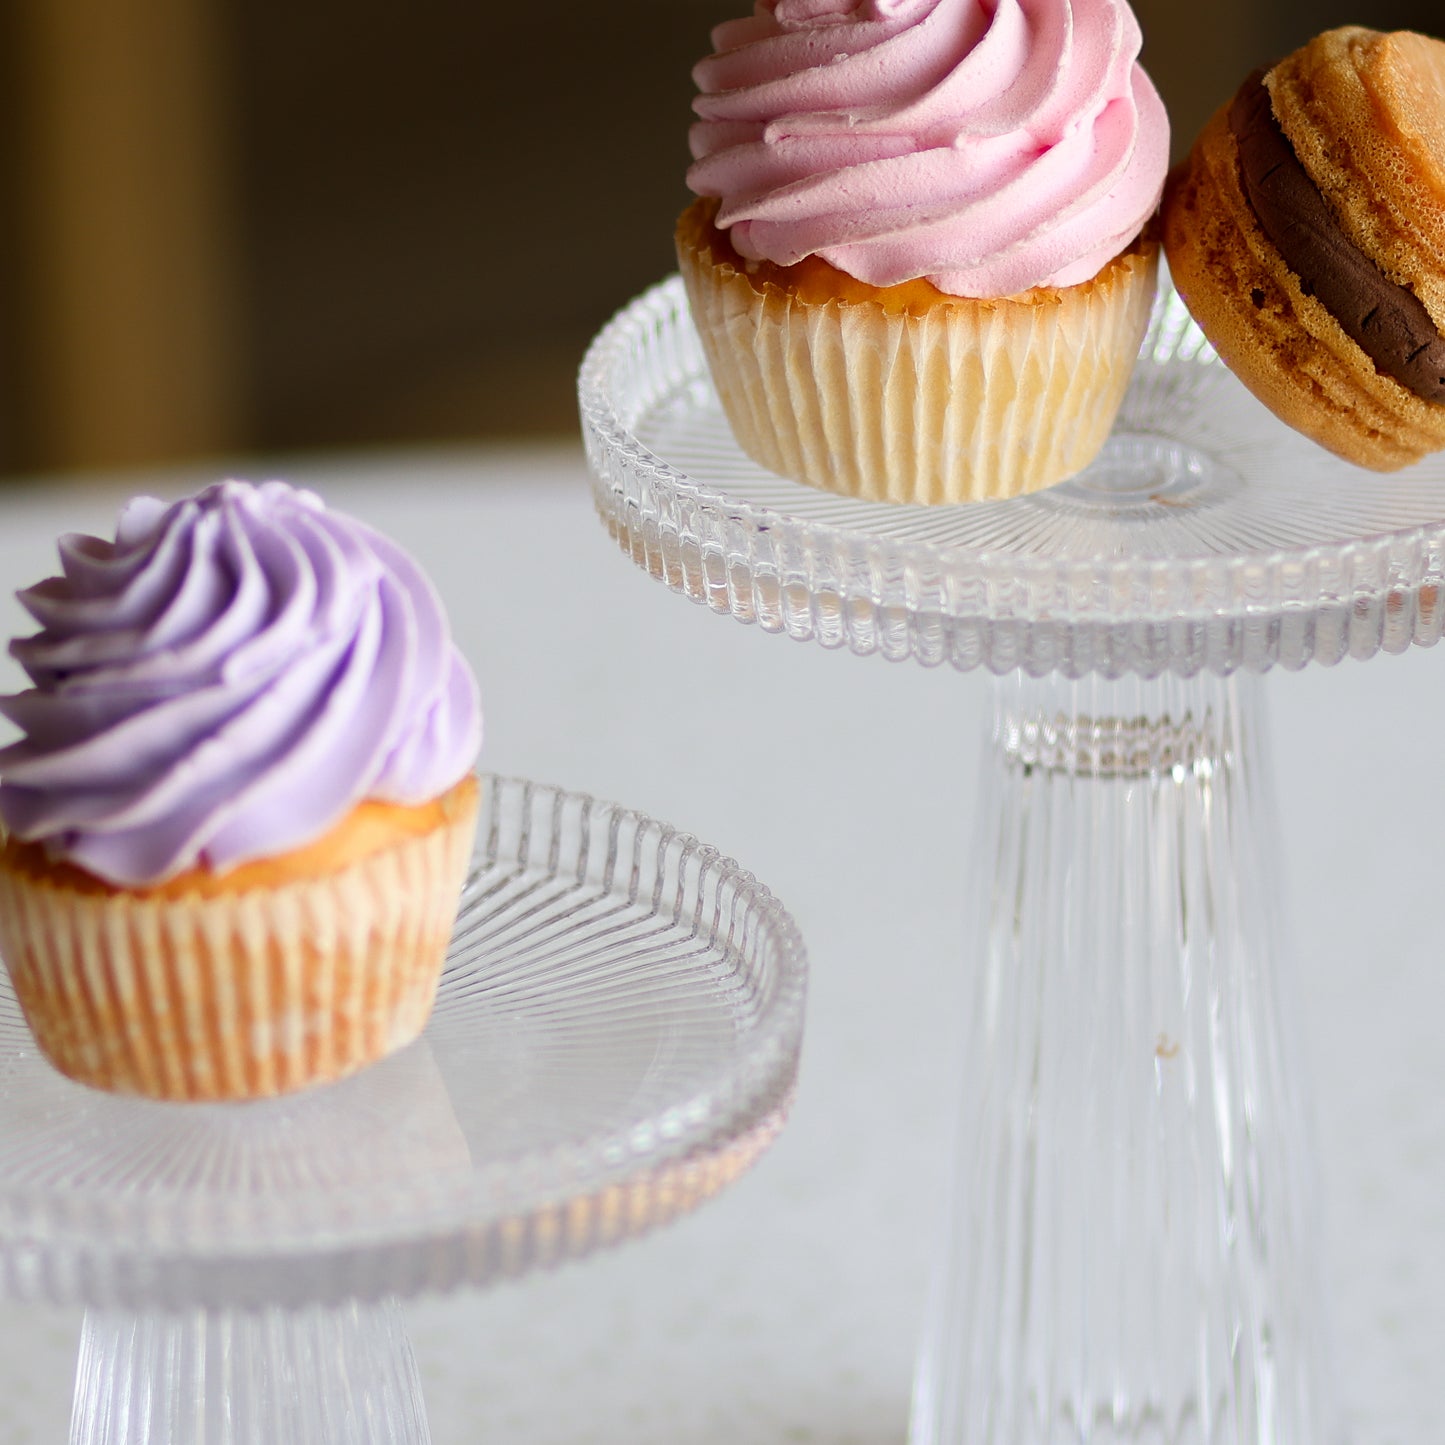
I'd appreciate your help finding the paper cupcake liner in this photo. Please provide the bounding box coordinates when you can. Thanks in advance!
[678,215,1159,504]
[0,798,478,1101]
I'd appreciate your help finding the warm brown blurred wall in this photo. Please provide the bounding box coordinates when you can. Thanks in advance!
[1135,0,1442,149]
[2,0,242,477]
[226,1,716,455]
[0,0,1441,481]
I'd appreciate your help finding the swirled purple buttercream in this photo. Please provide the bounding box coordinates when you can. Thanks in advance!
[0,481,482,887]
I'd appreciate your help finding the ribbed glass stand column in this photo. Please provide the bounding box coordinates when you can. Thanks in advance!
[911,672,1337,1445]
[70,1298,430,1444]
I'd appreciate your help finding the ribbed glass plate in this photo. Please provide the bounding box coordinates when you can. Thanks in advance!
[0,776,807,1311]
[581,275,1445,677]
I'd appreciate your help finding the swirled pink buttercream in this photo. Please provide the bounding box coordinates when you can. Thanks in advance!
[687,0,1169,296]
[0,482,482,887]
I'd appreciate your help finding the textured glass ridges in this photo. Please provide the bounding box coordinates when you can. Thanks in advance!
[580,276,1445,678]
[72,1300,432,1444]
[0,776,807,1311]
[910,674,1333,1445]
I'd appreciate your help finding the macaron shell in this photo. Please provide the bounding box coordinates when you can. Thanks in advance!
[1270,28,1445,321]
[1162,31,1445,471]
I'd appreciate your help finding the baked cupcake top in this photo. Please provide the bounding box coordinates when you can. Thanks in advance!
[687,0,1168,297]
[0,481,482,888]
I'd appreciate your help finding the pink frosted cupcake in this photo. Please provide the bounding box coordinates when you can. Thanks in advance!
[679,0,1169,503]
[0,482,482,1100]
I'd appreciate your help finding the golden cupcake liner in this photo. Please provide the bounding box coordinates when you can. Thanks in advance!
[0,798,478,1101]
[677,220,1159,504]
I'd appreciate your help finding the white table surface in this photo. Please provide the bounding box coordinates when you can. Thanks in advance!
[0,445,1440,1444]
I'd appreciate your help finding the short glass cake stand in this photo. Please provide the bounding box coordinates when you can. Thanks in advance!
[579,276,1445,1445]
[0,776,807,1443]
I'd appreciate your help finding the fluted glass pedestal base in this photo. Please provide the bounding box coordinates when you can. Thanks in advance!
[577,270,1445,1445]
[72,1300,429,1444]
[911,673,1333,1445]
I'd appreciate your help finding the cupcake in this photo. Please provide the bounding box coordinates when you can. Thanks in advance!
[1163,27,1445,470]
[679,0,1169,505]
[0,481,482,1101]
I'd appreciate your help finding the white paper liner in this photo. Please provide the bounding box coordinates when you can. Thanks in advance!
[678,219,1159,504]
[0,798,477,1100]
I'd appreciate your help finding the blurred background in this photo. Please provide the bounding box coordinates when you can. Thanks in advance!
[0,0,1439,484]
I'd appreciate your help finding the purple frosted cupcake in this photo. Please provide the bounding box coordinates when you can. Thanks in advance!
[0,481,482,1100]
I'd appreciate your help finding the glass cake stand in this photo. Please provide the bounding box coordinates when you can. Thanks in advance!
[579,274,1445,1445]
[0,775,807,1444]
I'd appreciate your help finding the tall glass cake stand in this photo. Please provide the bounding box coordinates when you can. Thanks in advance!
[579,276,1445,1445]
[0,775,807,1443]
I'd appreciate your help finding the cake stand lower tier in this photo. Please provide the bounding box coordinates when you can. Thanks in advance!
[0,776,807,1444]
[911,669,1335,1445]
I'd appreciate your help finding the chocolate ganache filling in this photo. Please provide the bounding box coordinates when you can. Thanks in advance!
[1229,68,1445,404]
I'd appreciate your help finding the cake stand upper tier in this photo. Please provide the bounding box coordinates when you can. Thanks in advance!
[0,775,807,1314]
[581,275,1445,678]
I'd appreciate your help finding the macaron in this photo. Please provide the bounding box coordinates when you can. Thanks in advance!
[1162,27,1445,470]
